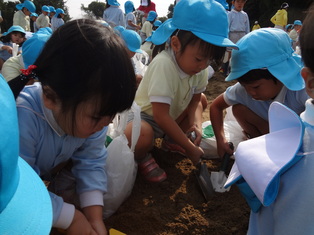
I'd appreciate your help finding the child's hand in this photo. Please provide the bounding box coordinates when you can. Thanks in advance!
[2,46,13,54]
[217,140,234,158]
[187,126,202,146]
[67,209,97,235]
[89,219,108,235]
[186,145,204,165]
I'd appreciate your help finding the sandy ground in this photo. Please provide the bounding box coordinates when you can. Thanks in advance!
[104,72,251,235]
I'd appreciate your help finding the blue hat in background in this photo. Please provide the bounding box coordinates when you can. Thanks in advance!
[124,1,134,14]
[55,8,65,17]
[2,25,26,36]
[108,0,120,6]
[49,6,56,13]
[16,0,36,13]
[151,0,238,48]
[226,28,304,91]
[0,76,52,233]
[114,25,125,36]
[121,29,143,53]
[294,20,302,26]
[30,12,38,17]
[22,29,52,68]
[146,11,157,21]
[153,20,162,27]
[215,0,229,10]
[42,5,50,12]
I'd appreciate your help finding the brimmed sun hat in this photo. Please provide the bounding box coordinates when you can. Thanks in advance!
[2,25,25,36]
[0,76,52,233]
[121,29,143,53]
[294,20,302,26]
[42,5,50,12]
[55,8,65,17]
[153,20,162,27]
[146,11,157,21]
[226,28,304,91]
[151,0,238,49]
[108,0,120,6]
[16,0,36,13]
[49,6,56,13]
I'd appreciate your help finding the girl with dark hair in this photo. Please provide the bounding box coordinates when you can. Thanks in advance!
[16,19,136,234]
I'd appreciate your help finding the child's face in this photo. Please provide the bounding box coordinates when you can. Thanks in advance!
[233,0,246,11]
[301,67,314,99]
[173,38,210,76]
[11,32,25,44]
[240,78,283,101]
[48,98,114,138]
[50,12,55,18]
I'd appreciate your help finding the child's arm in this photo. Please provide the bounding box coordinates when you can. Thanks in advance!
[209,94,234,158]
[83,205,107,235]
[152,102,203,165]
[1,45,13,54]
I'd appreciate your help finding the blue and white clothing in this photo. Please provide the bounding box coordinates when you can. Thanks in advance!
[248,99,314,234]
[224,82,309,121]
[103,6,125,28]
[51,16,64,32]
[16,83,107,229]
[228,9,250,43]
[0,41,21,61]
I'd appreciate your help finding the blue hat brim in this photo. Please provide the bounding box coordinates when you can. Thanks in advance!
[152,18,238,49]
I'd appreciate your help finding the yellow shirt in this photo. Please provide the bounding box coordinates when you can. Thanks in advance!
[135,49,208,120]
[270,9,288,27]
[252,24,261,31]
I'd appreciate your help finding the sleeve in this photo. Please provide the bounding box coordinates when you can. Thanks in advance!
[270,13,276,25]
[1,56,24,82]
[71,128,108,206]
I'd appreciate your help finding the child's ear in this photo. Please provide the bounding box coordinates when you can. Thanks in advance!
[42,86,59,111]
[170,35,181,53]
[301,67,314,95]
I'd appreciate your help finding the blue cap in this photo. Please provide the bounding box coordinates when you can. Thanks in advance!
[0,75,52,234]
[2,25,25,36]
[114,25,125,35]
[153,20,162,27]
[146,11,157,21]
[55,8,65,17]
[226,28,304,91]
[294,20,302,26]
[124,1,134,14]
[22,29,52,68]
[30,12,38,17]
[121,29,143,53]
[16,0,36,13]
[42,5,50,12]
[49,6,56,13]
[108,0,120,6]
[145,31,154,42]
[152,0,237,48]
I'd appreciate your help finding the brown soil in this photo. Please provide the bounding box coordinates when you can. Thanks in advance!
[105,72,250,235]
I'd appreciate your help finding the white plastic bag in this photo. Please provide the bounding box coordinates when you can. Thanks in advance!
[200,107,245,159]
[103,102,141,218]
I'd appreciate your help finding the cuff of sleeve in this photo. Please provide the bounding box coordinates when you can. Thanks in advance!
[80,190,104,208]
[54,202,75,229]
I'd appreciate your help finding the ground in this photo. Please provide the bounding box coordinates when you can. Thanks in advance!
[105,72,250,235]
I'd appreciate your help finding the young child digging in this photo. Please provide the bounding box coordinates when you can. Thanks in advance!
[16,19,136,234]
[125,0,238,183]
[210,28,308,158]
[224,6,314,234]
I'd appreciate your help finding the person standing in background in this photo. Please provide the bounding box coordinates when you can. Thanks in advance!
[125,1,141,31]
[251,21,261,31]
[36,5,50,30]
[103,0,125,28]
[270,2,289,30]
[137,0,156,24]
[13,0,36,32]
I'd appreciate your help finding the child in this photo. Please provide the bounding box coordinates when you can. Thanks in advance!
[13,0,36,32]
[16,19,136,233]
[210,28,308,158]
[289,19,302,50]
[125,1,141,31]
[49,6,56,19]
[30,12,39,32]
[119,27,145,87]
[225,6,314,234]
[125,0,238,183]
[270,2,289,30]
[222,0,249,76]
[51,8,65,32]
[36,5,51,29]
[0,26,25,70]
[103,0,125,28]
[251,21,260,31]
[140,10,157,42]
[137,0,156,24]
[0,74,52,234]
